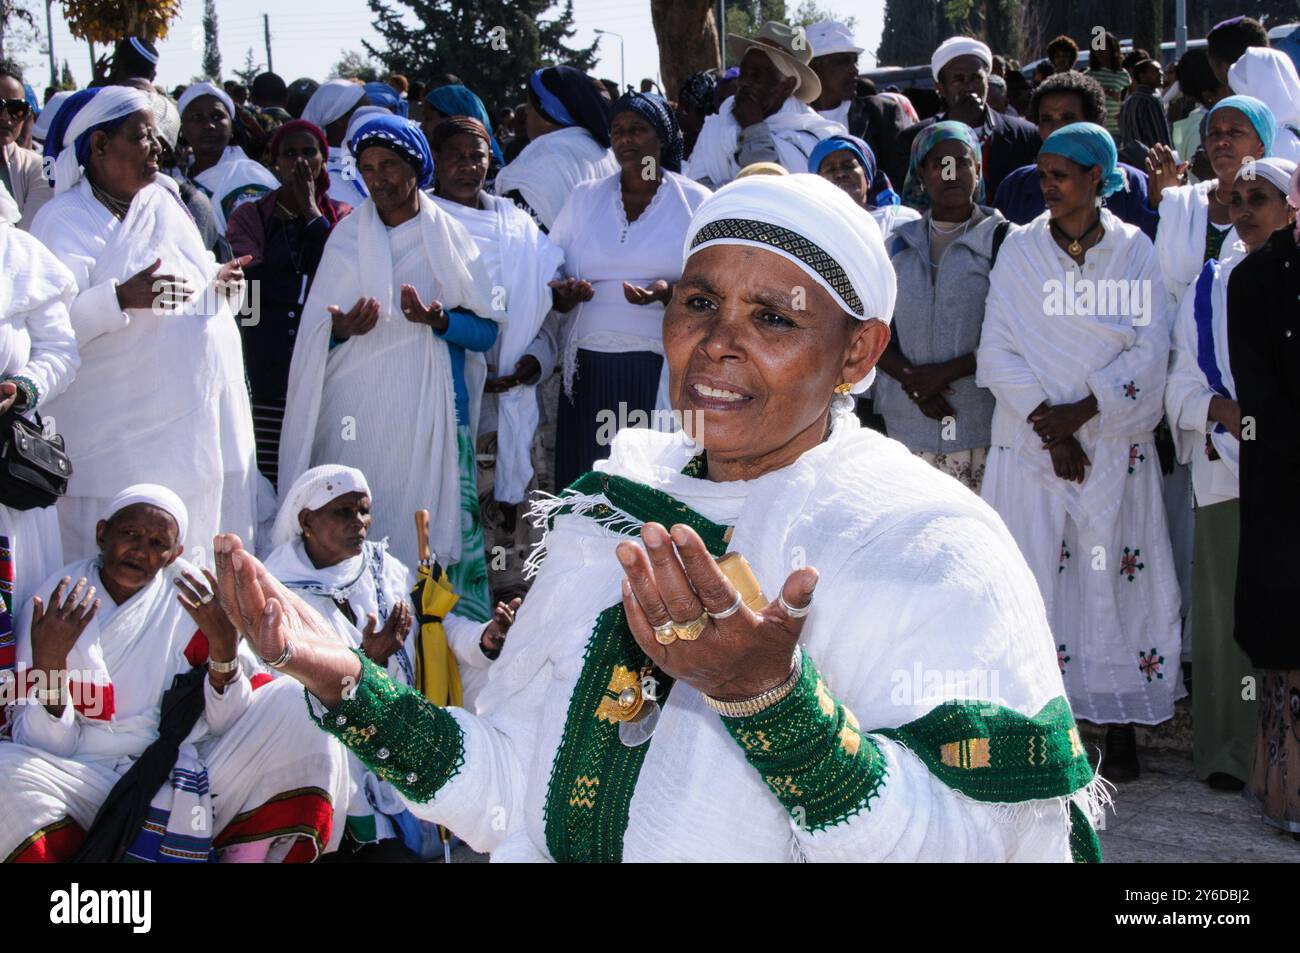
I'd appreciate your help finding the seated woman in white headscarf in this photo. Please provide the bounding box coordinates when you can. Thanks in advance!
[0,485,349,862]
[547,92,712,491]
[427,116,565,513]
[493,66,618,232]
[212,173,1102,863]
[0,179,78,707]
[978,123,1182,784]
[1147,95,1274,301]
[262,465,516,858]
[279,115,502,597]
[1165,157,1297,792]
[30,86,259,562]
[301,79,370,209]
[176,82,278,235]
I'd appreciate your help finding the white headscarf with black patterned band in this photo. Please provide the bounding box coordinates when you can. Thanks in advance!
[682,172,895,393]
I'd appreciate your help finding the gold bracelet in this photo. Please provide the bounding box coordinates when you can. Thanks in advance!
[703,651,802,718]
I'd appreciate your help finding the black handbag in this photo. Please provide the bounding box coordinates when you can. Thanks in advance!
[0,408,71,510]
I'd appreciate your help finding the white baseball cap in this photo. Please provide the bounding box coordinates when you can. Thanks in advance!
[807,21,863,59]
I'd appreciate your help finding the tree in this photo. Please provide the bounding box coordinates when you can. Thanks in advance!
[0,0,38,56]
[233,48,261,88]
[61,0,182,43]
[790,0,856,31]
[1132,0,1163,64]
[201,0,220,81]
[877,0,941,66]
[650,0,719,98]
[331,49,381,82]
[363,0,598,115]
[58,59,76,90]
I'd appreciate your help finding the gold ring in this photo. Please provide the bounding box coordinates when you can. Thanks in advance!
[653,620,678,645]
[672,611,709,642]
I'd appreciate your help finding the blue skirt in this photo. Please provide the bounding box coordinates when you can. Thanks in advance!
[554,349,663,491]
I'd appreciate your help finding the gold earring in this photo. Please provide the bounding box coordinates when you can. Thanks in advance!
[834,382,853,395]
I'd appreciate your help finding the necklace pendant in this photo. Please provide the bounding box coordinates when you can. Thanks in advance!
[1068,240,1083,256]
[618,699,661,747]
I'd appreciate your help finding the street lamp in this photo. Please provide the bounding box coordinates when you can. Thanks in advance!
[594,28,625,93]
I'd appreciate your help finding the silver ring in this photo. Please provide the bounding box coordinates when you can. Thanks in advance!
[200,592,215,605]
[706,590,744,621]
[778,592,812,619]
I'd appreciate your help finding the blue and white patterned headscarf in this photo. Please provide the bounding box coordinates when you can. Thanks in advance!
[350,113,434,188]
[611,91,684,172]
[678,71,718,112]
[901,119,984,209]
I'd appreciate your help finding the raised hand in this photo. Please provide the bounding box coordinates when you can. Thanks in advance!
[617,522,815,702]
[480,597,522,658]
[622,280,671,306]
[361,602,412,665]
[549,277,594,313]
[175,567,239,662]
[116,258,194,311]
[329,297,381,341]
[30,577,100,675]
[399,284,448,332]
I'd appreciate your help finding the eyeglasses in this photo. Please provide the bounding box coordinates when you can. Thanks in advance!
[1,99,31,120]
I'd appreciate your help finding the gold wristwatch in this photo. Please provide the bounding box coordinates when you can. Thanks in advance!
[703,650,802,718]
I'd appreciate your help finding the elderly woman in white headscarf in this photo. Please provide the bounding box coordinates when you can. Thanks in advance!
[260,464,515,858]
[210,172,1102,863]
[0,179,78,663]
[301,79,370,208]
[0,484,349,862]
[29,85,260,562]
[1166,157,1298,792]
[176,82,278,235]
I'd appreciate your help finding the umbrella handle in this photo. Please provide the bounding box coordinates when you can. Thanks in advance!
[415,509,430,564]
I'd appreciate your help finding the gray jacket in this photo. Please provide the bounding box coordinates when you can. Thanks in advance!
[875,209,1004,453]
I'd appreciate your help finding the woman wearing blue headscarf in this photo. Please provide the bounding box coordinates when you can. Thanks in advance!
[421,84,504,167]
[493,66,617,231]
[1150,94,1274,301]
[280,113,503,615]
[978,121,1182,783]
[363,81,408,119]
[809,132,916,238]
[546,90,711,489]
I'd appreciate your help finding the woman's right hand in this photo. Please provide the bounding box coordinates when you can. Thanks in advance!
[1208,396,1243,440]
[286,156,321,219]
[360,602,412,665]
[484,355,542,393]
[30,576,100,674]
[329,297,381,340]
[1049,435,1090,483]
[1144,144,1185,208]
[116,258,194,311]
[549,277,593,313]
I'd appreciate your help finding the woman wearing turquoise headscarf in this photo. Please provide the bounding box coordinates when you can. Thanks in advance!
[421,83,505,167]
[809,132,918,238]
[875,119,1005,491]
[900,120,986,211]
[978,121,1183,784]
[1149,94,1274,301]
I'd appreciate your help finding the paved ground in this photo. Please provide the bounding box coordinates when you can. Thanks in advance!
[1095,747,1298,863]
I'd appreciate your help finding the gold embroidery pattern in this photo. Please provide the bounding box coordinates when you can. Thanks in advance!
[766,774,804,798]
[735,728,773,752]
[569,775,599,809]
[940,737,991,769]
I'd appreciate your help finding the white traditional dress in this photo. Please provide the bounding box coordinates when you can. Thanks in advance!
[430,191,565,505]
[304,409,1102,861]
[978,208,1184,725]
[188,145,279,236]
[687,95,845,187]
[493,126,618,231]
[0,185,79,626]
[1155,180,1219,301]
[29,178,258,562]
[0,554,349,862]
[278,192,499,571]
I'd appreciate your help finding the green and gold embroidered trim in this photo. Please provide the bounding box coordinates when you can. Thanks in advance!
[1069,802,1102,863]
[721,652,888,832]
[874,694,1093,804]
[309,650,465,804]
[541,469,729,863]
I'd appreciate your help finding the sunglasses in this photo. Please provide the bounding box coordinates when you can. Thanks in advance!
[1,99,31,120]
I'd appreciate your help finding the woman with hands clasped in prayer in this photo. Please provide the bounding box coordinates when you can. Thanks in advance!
[209,173,1100,863]
[977,123,1182,782]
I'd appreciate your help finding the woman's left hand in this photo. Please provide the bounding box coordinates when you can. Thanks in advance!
[0,381,18,416]
[215,255,253,299]
[399,284,449,332]
[618,522,817,702]
[480,597,522,657]
[622,280,671,306]
[1029,397,1097,447]
[900,362,955,403]
[176,567,240,662]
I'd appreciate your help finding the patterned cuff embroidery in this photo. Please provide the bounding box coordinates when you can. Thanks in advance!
[306,650,465,803]
[721,652,887,832]
[9,376,39,410]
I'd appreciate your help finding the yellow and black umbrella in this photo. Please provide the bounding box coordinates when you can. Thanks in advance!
[412,510,463,708]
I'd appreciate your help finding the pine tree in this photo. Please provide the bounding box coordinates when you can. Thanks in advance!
[233,48,261,88]
[877,0,941,67]
[59,60,75,90]
[201,0,220,81]
[362,0,598,115]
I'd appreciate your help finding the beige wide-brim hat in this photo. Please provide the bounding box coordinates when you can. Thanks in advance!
[727,21,823,104]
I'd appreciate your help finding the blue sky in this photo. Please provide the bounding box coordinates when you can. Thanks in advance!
[15,0,885,93]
